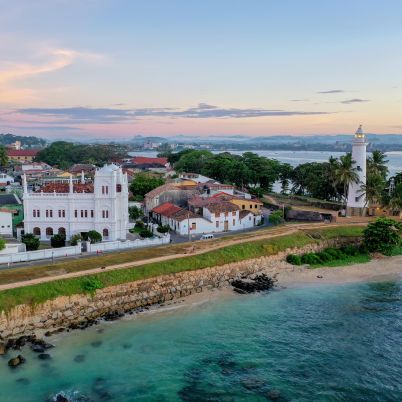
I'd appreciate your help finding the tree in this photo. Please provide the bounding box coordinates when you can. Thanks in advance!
[130,173,165,198]
[22,233,40,251]
[0,237,5,251]
[51,234,66,248]
[70,233,82,246]
[0,145,8,167]
[363,218,402,253]
[174,150,214,173]
[368,150,389,179]
[358,173,386,208]
[334,153,359,204]
[128,206,142,220]
[88,230,102,244]
[269,210,284,225]
[279,163,293,194]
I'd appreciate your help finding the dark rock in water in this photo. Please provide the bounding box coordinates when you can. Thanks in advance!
[31,344,45,353]
[97,328,105,334]
[55,394,69,402]
[0,342,6,355]
[92,377,112,400]
[267,389,281,400]
[103,310,124,321]
[8,355,25,367]
[32,338,54,349]
[16,378,30,385]
[231,274,276,293]
[91,340,102,348]
[38,353,52,360]
[73,354,86,363]
[122,343,132,349]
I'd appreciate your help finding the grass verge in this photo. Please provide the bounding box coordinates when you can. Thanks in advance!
[0,226,363,312]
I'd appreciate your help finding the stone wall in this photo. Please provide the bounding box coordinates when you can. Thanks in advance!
[0,238,355,338]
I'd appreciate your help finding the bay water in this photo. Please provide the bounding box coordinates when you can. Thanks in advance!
[1,280,402,401]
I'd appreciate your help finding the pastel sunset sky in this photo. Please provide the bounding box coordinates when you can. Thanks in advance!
[1,0,402,139]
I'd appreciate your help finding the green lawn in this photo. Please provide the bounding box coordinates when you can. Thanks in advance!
[0,226,363,312]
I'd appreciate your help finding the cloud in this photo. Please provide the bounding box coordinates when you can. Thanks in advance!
[16,103,333,124]
[340,98,370,104]
[317,90,344,94]
[0,48,104,103]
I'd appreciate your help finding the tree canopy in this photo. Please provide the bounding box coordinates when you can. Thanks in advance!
[130,173,165,198]
[35,141,127,168]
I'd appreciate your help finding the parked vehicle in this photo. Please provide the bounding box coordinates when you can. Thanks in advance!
[200,234,214,240]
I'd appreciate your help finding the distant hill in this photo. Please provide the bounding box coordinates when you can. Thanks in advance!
[0,133,46,148]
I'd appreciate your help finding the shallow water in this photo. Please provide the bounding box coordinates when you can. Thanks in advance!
[1,281,402,401]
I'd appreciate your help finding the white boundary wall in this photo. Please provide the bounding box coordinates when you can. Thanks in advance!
[0,244,82,264]
[86,235,170,253]
[0,235,170,265]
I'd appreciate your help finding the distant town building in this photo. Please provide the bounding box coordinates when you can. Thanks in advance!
[346,125,367,216]
[23,164,129,241]
[7,149,39,163]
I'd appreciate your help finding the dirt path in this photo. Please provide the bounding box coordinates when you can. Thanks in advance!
[0,222,363,291]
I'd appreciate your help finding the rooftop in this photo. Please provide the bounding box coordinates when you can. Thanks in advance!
[7,149,39,157]
[37,183,94,193]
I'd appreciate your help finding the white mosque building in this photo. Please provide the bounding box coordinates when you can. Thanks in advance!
[23,164,129,241]
[346,125,368,216]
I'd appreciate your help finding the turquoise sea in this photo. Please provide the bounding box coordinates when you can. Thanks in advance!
[1,280,402,401]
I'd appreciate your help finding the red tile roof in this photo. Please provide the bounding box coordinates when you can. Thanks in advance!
[205,202,240,213]
[7,149,39,157]
[38,183,94,193]
[132,156,168,166]
[152,202,183,217]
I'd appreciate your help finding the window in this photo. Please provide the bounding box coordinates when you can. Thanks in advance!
[102,185,104,194]
[216,221,219,228]
[255,204,257,209]
[91,210,94,218]
[81,210,84,218]
[58,227,66,236]
[233,219,235,226]
[232,211,236,216]
[46,210,49,218]
[58,210,61,218]
[46,227,53,237]
[357,166,362,171]
[116,184,122,192]
[37,210,40,217]
[102,185,109,195]
[33,227,41,236]
[249,205,252,209]
[103,228,109,239]
[242,205,245,210]
[33,210,36,218]
[102,210,109,219]
[191,222,196,230]
[84,210,88,218]
[50,210,53,218]
[62,210,65,218]
[74,210,78,218]
[355,197,359,202]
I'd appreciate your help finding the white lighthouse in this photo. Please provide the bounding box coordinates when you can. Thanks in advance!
[346,125,368,216]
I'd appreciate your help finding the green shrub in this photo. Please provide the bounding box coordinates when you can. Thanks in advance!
[88,230,102,244]
[128,206,142,220]
[341,244,360,256]
[135,220,145,229]
[316,251,332,262]
[157,224,170,234]
[82,277,104,294]
[363,218,402,253]
[324,248,342,259]
[139,229,153,238]
[70,233,82,246]
[301,253,322,265]
[269,210,284,225]
[50,234,66,248]
[21,233,40,251]
[286,254,302,265]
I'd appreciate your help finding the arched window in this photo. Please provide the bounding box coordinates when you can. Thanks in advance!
[103,228,109,239]
[58,227,66,236]
[33,227,41,236]
[46,227,53,237]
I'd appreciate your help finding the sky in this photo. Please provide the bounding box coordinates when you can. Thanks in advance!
[1,0,402,140]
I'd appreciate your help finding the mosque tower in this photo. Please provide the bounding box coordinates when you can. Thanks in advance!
[346,125,368,216]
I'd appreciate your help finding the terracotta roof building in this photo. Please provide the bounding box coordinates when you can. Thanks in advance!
[7,149,39,162]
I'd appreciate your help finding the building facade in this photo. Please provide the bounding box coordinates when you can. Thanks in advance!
[346,125,368,216]
[23,164,129,241]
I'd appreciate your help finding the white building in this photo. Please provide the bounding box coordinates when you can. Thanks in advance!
[346,125,368,216]
[23,164,129,241]
[0,210,13,236]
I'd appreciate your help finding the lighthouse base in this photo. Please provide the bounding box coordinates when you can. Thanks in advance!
[346,206,367,217]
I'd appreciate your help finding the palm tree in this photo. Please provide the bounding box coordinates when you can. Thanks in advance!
[326,156,341,201]
[368,150,389,179]
[334,153,359,205]
[358,174,386,208]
